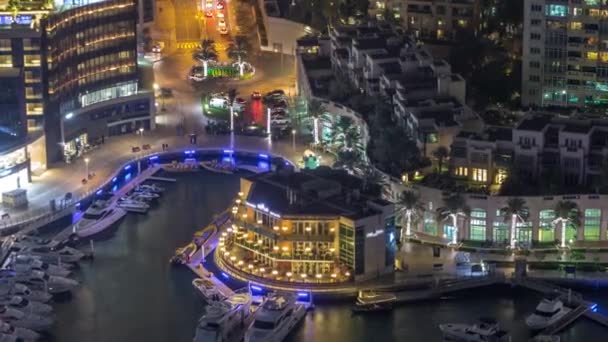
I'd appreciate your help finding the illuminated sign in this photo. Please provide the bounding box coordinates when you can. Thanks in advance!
[366,229,384,238]
[0,15,33,26]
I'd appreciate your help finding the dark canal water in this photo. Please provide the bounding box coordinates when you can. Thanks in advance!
[47,172,607,342]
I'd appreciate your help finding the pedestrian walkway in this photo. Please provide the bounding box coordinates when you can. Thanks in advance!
[3,128,326,231]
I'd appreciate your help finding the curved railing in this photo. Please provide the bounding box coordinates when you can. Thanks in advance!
[2,147,299,236]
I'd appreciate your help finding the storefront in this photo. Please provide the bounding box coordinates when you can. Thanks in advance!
[0,146,29,193]
[63,133,88,162]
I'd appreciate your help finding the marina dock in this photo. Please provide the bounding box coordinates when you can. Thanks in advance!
[511,277,608,337]
[53,165,163,242]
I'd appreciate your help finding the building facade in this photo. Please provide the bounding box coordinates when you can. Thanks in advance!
[413,184,608,245]
[42,0,154,163]
[233,168,396,282]
[451,113,608,188]
[523,0,608,108]
[371,0,480,40]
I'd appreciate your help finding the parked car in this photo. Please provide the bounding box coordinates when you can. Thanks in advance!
[251,91,262,100]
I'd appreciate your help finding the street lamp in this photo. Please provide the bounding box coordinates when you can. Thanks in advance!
[291,129,296,151]
[138,128,144,174]
[267,107,272,137]
[84,157,90,179]
[153,83,159,91]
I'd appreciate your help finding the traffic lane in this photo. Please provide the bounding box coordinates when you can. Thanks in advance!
[174,0,200,41]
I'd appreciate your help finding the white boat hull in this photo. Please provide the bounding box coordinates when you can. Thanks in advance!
[244,304,306,342]
[525,308,571,330]
[75,207,127,238]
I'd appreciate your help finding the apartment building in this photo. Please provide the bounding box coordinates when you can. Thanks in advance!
[370,0,480,40]
[235,168,396,282]
[450,113,608,187]
[297,22,477,156]
[523,0,608,108]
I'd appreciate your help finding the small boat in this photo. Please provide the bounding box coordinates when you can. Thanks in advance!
[193,290,253,342]
[11,236,62,250]
[72,200,126,238]
[9,255,72,277]
[525,298,571,330]
[0,270,78,295]
[137,184,165,193]
[0,282,51,304]
[352,290,396,313]
[439,318,509,342]
[130,190,159,200]
[0,307,53,332]
[117,197,150,213]
[200,161,236,175]
[192,278,225,303]
[0,297,52,315]
[0,319,40,341]
[244,292,306,342]
[170,243,198,265]
[15,247,85,264]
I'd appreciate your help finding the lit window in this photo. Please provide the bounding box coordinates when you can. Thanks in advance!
[546,4,567,17]
[455,167,468,177]
[570,22,582,30]
[587,51,599,60]
[495,169,507,185]
[472,168,487,182]
[437,29,444,39]
[457,19,468,27]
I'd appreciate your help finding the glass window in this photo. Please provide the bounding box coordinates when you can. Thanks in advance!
[584,209,601,241]
[423,212,437,235]
[0,55,12,66]
[470,220,486,241]
[493,222,508,243]
[546,4,567,17]
[539,210,555,242]
[472,168,487,182]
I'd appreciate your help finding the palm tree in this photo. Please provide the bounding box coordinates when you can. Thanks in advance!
[227,88,238,132]
[436,193,470,245]
[499,197,529,249]
[397,190,424,240]
[331,117,363,154]
[307,99,326,144]
[193,39,217,79]
[431,146,449,174]
[360,166,388,197]
[553,201,580,248]
[227,35,250,76]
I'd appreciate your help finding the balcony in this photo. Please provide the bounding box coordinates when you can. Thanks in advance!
[279,234,335,243]
[234,240,335,262]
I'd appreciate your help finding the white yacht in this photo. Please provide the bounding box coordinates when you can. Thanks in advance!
[0,307,53,332]
[12,236,61,250]
[137,184,165,193]
[439,318,509,342]
[0,320,40,341]
[0,297,52,315]
[130,191,159,200]
[244,293,306,342]
[0,283,51,303]
[9,255,72,277]
[193,291,253,342]
[72,200,126,238]
[117,197,150,213]
[15,246,85,264]
[526,298,571,330]
[192,278,225,303]
[0,270,78,295]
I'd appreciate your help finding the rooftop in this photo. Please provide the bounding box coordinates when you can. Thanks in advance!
[516,114,553,132]
[244,168,390,220]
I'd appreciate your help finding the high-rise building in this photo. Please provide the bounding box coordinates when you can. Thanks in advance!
[42,0,154,163]
[523,0,608,108]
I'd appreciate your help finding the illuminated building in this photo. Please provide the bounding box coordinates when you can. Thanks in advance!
[42,0,154,162]
[523,0,608,107]
[232,168,396,282]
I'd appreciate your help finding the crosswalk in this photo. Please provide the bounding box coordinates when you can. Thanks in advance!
[176,41,200,50]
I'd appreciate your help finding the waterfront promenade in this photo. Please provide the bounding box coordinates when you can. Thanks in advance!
[2,128,321,227]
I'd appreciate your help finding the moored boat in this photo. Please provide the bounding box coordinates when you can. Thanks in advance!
[72,200,126,238]
[439,318,509,342]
